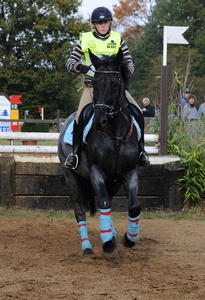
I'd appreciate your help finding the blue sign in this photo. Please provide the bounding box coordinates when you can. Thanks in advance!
[0,95,11,132]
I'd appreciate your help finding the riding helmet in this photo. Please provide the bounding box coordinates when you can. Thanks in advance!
[91,7,113,22]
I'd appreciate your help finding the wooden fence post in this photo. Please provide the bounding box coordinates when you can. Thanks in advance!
[0,156,15,207]
[162,161,184,211]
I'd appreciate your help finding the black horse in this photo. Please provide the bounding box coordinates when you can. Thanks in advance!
[58,49,141,260]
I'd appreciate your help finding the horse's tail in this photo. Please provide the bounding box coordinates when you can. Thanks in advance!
[79,177,96,216]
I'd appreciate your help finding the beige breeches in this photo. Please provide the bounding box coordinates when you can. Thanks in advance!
[75,86,142,124]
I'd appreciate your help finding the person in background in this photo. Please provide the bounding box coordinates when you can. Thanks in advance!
[141,98,155,118]
[180,88,190,106]
[64,6,150,169]
[182,94,199,123]
[198,101,205,118]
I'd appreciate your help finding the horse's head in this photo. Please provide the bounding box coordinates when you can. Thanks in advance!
[89,49,127,131]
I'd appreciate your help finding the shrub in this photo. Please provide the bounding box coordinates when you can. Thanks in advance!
[168,118,205,206]
[37,123,49,132]
[21,116,39,132]
[146,101,205,208]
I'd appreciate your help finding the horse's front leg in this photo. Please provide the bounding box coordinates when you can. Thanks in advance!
[122,168,141,248]
[90,165,118,260]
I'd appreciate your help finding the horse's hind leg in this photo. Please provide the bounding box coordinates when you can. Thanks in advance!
[77,216,93,255]
[122,169,141,248]
[63,169,93,255]
[75,198,94,255]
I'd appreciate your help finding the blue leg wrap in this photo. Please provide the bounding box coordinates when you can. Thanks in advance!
[78,221,92,251]
[110,217,117,238]
[99,208,113,242]
[127,215,140,242]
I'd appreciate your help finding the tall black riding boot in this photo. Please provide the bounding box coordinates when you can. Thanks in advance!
[64,121,82,169]
[129,104,150,166]
[139,138,150,166]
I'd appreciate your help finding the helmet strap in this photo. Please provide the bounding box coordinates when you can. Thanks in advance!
[93,25,111,39]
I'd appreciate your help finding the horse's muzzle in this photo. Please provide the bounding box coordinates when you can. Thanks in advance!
[95,119,107,131]
[94,111,107,131]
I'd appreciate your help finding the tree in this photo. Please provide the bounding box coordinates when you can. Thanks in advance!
[112,0,155,43]
[129,17,163,100]
[0,0,89,119]
[141,46,205,109]
[130,0,205,102]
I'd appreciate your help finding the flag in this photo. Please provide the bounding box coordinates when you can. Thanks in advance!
[10,95,22,103]
[163,26,189,66]
[164,26,189,44]
[38,107,44,119]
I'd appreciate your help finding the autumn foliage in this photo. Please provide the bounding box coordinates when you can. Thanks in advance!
[112,0,146,41]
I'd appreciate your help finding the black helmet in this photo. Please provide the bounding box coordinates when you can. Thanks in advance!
[91,7,112,22]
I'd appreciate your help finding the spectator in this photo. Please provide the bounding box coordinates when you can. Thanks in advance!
[182,94,199,123]
[198,101,205,118]
[180,88,190,106]
[141,98,155,118]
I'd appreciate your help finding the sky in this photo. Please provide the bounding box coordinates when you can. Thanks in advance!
[78,0,120,19]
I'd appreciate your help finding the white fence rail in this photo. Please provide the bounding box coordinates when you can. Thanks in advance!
[0,132,59,141]
[0,132,159,154]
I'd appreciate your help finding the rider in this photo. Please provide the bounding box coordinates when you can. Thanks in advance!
[64,6,150,169]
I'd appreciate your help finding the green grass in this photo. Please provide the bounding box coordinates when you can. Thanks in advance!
[0,140,58,146]
[0,207,205,221]
[0,207,75,219]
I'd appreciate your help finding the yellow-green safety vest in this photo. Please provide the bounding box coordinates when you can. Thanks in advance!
[79,31,121,77]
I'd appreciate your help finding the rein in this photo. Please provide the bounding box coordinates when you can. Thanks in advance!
[94,70,120,74]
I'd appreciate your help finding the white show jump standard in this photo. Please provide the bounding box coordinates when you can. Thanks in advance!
[0,132,159,154]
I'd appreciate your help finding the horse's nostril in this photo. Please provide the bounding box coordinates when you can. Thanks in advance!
[96,125,101,131]
[96,124,104,131]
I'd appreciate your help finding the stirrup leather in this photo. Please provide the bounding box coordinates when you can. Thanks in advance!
[64,153,79,169]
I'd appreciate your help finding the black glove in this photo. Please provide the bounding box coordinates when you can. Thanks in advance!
[76,64,90,74]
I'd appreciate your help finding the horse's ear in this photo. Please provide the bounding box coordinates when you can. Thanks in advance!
[88,49,101,68]
[114,48,123,68]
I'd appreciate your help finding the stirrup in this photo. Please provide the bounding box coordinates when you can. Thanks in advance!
[138,151,150,167]
[64,154,79,169]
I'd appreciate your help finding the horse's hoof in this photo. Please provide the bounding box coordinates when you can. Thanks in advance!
[102,239,119,261]
[83,248,94,255]
[103,247,119,261]
[102,238,116,253]
[122,233,136,248]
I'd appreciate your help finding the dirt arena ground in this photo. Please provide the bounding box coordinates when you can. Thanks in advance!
[0,216,205,300]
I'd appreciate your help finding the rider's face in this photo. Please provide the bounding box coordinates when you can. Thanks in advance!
[94,20,111,35]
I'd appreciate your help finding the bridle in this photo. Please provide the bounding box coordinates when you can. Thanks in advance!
[92,69,128,119]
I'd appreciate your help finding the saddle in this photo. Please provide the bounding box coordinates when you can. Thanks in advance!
[63,104,141,145]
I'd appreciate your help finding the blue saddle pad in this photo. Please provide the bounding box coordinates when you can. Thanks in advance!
[132,116,141,141]
[63,114,141,145]
[64,114,95,145]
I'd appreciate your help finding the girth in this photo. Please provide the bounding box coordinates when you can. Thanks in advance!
[103,118,134,141]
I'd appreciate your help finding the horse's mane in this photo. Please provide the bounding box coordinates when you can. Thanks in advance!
[98,54,130,90]
[121,60,130,90]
